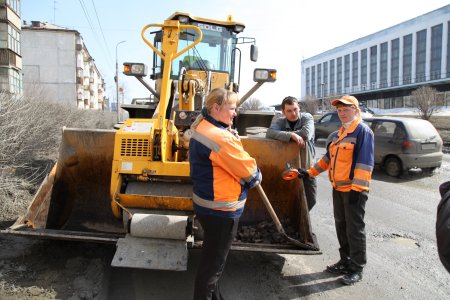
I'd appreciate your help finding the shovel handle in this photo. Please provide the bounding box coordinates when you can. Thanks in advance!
[255,184,284,234]
[256,184,317,251]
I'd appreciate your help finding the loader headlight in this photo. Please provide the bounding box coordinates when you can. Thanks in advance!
[123,63,148,76]
[253,68,277,82]
[177,15,190,24]
[233,24,245,33]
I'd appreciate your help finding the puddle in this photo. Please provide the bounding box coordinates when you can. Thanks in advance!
[371,232,420,248]
[391,237,419,248]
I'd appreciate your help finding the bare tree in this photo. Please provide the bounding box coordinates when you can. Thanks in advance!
[412,86,443,120]
[239,97,263,110]
[324,93,343,112]
[301,95,319,115]
[0,90,115,219]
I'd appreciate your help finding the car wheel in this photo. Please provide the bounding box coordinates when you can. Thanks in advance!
[384,157,403,177]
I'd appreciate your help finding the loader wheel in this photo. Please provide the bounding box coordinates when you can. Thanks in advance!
[385,157,402,177]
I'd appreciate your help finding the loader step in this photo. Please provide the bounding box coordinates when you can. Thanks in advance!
[111,234,188,271]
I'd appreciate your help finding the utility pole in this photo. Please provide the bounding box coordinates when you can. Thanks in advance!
[321,83,325,112]
[53,0,57,24]
[115,40,126,123]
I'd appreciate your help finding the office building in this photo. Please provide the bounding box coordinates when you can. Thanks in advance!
[301,5,450,109]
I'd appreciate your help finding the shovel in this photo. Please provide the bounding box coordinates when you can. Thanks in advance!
[255,184,316,250]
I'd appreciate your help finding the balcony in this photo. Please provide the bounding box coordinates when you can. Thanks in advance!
[0,48,19,67]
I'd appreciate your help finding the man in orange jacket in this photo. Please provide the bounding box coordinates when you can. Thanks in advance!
[298,95,374,285]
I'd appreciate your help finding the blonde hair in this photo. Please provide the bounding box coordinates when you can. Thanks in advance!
[191,88,239,129]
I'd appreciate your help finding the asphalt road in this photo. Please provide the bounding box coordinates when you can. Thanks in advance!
[100,145,450,300]
[1,145,448,299]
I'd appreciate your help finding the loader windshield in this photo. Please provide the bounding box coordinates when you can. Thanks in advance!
[152,22,237,79]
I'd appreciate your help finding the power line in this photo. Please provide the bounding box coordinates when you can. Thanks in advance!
[90,0,113,64]
[53,0,57,24]
[78,0,95,35]
[77,0,114,70]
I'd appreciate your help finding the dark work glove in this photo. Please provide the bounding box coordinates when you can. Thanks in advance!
[297,168,310,179]
[349,190,368,204]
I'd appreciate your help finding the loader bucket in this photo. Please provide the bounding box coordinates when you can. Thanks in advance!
[239,136,317,250]
[2,129,319,253]
[45,128,121,232]
[3,128,124,242]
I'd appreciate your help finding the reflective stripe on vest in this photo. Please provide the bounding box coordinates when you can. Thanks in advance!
[335,180,353,187]
[193,193,246,210]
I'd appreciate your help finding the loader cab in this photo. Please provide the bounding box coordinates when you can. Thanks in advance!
[150,12,256,90]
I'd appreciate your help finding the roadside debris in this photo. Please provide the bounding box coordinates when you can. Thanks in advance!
[236,219,298,244]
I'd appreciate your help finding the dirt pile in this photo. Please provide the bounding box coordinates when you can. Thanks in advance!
[0,236,113,300]
[236,220,298,244]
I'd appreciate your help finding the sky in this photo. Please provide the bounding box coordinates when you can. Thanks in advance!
[22,0,450,107]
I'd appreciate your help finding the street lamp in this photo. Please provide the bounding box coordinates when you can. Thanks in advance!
[116,40,126,122]
[321,83,325,112]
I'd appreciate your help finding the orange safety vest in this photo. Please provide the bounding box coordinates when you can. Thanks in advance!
[189,117,261,218]
[308,117,374,192]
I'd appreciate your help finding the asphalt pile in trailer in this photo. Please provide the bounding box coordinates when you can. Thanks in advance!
[236,219,298,244]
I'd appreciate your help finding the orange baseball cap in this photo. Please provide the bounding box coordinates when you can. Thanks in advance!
[331,95,359,108]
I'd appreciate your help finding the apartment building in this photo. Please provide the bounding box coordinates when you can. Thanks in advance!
[0,0,22,95]
[22,21,106,110]
[301,5,450,109]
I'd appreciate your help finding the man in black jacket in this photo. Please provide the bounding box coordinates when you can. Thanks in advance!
[266,96,317,210]
[437,180,450,273]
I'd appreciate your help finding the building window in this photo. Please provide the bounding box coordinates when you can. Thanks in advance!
[370,45,377,88]
[380,42,388,88]
[336,57,342,94]
[5,0,20,16]
[317,63,322,98]
[415,29,426,82]
[329,59,335,95]
[403,34,412,84]
[361,49,367,88]
[0,68,8,92]
[305,67,310,96]
[9,68,22,94]
[311,65,316,96]
[344,54,350,91]
[352,51,358,88]
[0,67,22,94]
[430,24,442,80]
[391,38,400,86]
[323,61,328,96]
[8,24,20,55]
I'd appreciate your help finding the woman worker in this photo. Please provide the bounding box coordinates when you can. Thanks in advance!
[189,88,262,300]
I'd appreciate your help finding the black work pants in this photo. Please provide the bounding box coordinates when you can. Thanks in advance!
[303,176,317,211]
[332,189,367,272]
[194,213,239,300]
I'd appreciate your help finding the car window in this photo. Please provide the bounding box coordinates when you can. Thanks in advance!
[319,114,333,123]
[363,120,373,128]
[373,121,397,138]
[331,113,340,122]
[393,125,406,140]
[405,120,440,139]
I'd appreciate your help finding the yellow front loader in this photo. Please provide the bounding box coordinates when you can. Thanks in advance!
[2,12,319,271]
